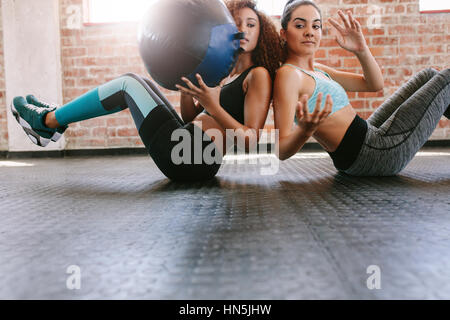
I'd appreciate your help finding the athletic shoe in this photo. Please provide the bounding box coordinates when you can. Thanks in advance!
[10,96,62,147]
[26,95,68,135]
[26,94,59,109]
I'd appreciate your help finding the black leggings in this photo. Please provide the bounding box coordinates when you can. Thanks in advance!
[56,73,222,181]
[128,75,222,181]
[331,68,450,176]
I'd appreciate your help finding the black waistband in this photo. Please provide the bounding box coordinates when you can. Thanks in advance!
[327,115,368,171]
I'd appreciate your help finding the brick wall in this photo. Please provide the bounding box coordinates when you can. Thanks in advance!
[318,0,450,139]
[60,0,148,148]
[0,2,8,151]
[59,0,449,149]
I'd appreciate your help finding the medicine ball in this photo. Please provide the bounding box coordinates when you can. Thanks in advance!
[138,0,243,91]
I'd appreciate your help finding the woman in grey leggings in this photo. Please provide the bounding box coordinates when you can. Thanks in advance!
[273,0,449,176]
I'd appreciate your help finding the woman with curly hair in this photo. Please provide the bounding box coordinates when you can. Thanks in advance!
[177,0,282,152]
[10,0,282,181]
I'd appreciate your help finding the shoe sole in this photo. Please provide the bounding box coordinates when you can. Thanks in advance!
[10,101,63,147]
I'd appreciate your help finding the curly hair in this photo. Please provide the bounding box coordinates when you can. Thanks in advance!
[224,0,282,81]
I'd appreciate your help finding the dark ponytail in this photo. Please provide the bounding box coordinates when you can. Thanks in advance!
[280,0,322,62]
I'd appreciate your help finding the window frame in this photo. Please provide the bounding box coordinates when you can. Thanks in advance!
[82,0,149,26]
[419,0,450,14]
[83,0,283,26]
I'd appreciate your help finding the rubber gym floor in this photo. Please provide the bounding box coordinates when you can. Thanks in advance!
[0,148,449,299]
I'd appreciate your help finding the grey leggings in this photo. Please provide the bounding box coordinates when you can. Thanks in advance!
[342,68,450,176]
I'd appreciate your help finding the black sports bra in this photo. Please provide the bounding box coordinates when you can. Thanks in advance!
[203,66,256,124]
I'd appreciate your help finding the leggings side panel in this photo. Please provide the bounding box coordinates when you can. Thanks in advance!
[54,88,123,126]
[141,77,184,125]
[367,68,439,128]
[343,69,450,176]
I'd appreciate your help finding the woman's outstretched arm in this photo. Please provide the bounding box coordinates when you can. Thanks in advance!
[317,10,384,92]
[273,67,332,160]
[177,68,272,151]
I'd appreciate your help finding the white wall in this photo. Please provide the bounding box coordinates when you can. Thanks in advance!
[2,0,65,151]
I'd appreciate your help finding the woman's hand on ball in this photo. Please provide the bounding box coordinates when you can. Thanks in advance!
[176,74,221,112]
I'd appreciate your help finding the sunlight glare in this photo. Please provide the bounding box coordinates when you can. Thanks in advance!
[88,0,152,23]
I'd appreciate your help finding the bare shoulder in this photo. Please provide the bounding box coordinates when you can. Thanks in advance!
[275,65,305,91]
[247,66,270,83]
[313,62,339,76]
[244,67,271,95]
[276,65,304,81]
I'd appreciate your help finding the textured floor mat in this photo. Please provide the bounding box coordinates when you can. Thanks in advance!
[0,149,449,299]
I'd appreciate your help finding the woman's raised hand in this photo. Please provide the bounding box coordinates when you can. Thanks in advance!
[296,93,333,136]
[328,10,367,54]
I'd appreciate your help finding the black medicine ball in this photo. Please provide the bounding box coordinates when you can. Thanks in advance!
[138,0,242,90]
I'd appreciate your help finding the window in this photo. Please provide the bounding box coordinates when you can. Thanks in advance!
[84,0,285,24]
[84,0,151,24]
[257,0,285,17]
[419,0,450,13]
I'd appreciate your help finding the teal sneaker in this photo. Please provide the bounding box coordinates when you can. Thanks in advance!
[10,96,62,147]
[26,95,68,135]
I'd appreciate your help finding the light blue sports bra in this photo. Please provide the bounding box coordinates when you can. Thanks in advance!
[283,64,350,118]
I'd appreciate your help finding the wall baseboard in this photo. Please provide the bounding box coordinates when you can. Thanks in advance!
[1,140,449,159]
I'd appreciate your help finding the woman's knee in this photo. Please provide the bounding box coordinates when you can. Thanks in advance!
[120,73,143,82]
[421,68,439,79]
[116,73,149,92]
[438,68,450,80]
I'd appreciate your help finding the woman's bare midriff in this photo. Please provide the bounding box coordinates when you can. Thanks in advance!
[288,69,358,152]
[313,105,357,152]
